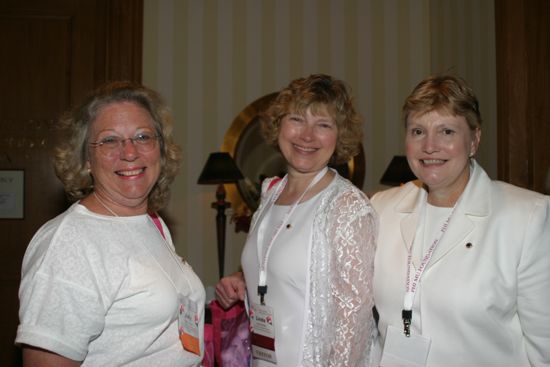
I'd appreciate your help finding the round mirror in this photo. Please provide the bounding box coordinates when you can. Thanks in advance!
[221,92,365,230]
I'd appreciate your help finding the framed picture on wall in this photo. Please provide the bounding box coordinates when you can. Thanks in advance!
[0,170,24,219]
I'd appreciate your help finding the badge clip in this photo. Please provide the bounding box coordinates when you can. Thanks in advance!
[402,309,412,337]
[258,285,268,305]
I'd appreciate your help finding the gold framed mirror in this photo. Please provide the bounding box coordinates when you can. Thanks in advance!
[221,92,366,232]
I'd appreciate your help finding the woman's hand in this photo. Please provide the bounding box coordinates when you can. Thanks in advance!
[215,271,246,309]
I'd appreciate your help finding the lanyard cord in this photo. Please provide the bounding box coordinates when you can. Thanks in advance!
[402,193,457,337]
[147,214,196,291]
[257,167,328,304]
[92,192,195,293]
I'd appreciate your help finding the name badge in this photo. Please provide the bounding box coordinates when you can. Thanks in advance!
[250,302,277,364]
[380,325,431,367]
[178,296,201,356]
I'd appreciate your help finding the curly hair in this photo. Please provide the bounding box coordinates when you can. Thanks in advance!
[54,81,181,212]
[260,74,363,165]
[402,74,482,131]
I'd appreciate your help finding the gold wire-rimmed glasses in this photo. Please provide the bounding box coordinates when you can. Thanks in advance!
[89,132,160,158]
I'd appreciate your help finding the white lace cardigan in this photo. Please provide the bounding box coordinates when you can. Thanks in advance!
[249,170,377,366]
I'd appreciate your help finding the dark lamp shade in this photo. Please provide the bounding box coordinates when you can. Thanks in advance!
[380,155,416,186]
[197,152,244,184]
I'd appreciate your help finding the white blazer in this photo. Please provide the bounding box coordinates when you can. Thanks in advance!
[371,160,550,366]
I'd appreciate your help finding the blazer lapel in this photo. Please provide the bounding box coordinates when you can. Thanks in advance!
[426,160,490,268]
[398,182,424,269]
[428,213,474,266]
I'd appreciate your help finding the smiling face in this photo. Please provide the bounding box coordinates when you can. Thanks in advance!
[87,101,161,214]
[278,106,338,176]
[405,109,481,206]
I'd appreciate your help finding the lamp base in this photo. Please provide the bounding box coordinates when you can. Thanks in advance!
[212,184,230,279]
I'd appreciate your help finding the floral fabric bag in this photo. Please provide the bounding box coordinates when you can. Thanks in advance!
[209,299,251,367]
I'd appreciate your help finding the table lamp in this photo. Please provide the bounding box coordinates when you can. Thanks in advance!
[197,152,244,278]
[380,155,416,186]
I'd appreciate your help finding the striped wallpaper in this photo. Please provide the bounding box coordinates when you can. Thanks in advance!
[142,0,496,288]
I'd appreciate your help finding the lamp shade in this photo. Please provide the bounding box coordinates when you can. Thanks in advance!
[197,152,244,184]
[380,155,416,186]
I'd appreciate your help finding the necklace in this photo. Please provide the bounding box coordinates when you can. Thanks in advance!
[93,192,119,217]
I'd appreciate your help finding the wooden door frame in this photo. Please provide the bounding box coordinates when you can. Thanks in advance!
[96,0,143,84]
[495,0,550,193]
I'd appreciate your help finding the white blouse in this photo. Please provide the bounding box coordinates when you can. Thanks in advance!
[242,195,321,366]
[242,170,377,366]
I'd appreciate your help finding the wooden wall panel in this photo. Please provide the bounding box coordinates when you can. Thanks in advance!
[495,0,550,193]
[0,1,143,366]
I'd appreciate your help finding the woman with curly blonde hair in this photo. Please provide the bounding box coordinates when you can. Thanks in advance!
[16,81,206,367]
[260,73,363,166]
[216,74,377,366]
[54,81,181,212]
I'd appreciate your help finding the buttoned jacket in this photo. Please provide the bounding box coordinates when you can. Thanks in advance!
[371,160,550,366]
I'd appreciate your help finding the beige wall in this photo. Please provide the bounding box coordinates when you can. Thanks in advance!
[142,0,496,289]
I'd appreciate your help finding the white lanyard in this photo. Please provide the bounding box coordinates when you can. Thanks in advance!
[402,192,457,336]
[256,167,328,304]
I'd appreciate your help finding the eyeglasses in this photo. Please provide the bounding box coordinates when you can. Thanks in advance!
[90,133,160,157]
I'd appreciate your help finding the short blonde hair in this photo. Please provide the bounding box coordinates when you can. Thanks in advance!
[260,74,363,165]
[54,81,181,212]
[403,74,482,131]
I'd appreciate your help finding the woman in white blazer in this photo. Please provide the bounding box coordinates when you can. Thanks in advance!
[371,74,550,367]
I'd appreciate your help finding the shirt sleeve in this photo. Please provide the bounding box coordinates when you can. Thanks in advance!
[16,223,109,361]
[327,190,378,366]
[517,196,550,365]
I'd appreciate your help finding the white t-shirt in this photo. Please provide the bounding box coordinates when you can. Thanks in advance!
[242,193,321,366]
[16,203,205,367]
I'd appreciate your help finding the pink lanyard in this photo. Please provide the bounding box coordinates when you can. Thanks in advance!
[256,167,328,304]
[147,212,195,292]
[149,212,166,239]
[402,193,457,336]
